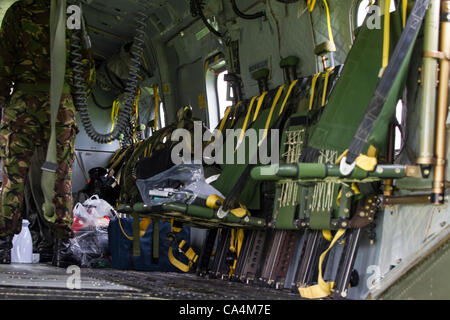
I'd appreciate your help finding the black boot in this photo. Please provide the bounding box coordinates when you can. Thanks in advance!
[52,238,79,268]
[0,236,12,264]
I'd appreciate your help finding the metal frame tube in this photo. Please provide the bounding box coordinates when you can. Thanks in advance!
[251,163,413,181]
[432,0,450,204]
[418,0,441,166]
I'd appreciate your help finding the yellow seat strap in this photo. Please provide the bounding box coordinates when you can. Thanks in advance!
[236,95,259,149]
[219,105,232,132]
[230,101,242,127]
[380,0,391,77]
[109,147,128,170]
[309,73,321,110]
[337,145,378,172]
[322,0,335,45]
[322,229,333,241]
[228,229,244,277]
[230,204,249,218]
[258,85,285,143]
[252,91,268,122]
[402,0,408,28]
[278,79,299,116]
[308,0,335,46]
[144,142,152,157]
[321,67,335,107]
[256,80,297,147]
[298,229,346,299]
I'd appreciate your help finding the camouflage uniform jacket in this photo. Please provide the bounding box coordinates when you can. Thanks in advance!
[0,0,96,109]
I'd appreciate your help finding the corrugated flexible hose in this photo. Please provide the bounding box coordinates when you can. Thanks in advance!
[71,9,148,144]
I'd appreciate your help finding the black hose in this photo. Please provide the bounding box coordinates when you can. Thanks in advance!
[190,0,225,38]
[230,0,265,20]
[71,10,148,144]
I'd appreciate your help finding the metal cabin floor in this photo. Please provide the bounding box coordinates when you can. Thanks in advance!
[0,263,301,300]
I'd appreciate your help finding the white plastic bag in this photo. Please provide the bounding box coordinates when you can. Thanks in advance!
[83,195,116,221]
[70,195,116,267]
[72,195,116,232]
[72,202,96,232]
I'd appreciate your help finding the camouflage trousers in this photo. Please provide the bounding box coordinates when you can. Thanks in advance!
[0,89,78,239]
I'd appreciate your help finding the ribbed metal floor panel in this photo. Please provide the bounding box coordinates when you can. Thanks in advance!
[0,263,301,300]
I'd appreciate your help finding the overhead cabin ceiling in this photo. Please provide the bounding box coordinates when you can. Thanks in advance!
[79,0,194,62]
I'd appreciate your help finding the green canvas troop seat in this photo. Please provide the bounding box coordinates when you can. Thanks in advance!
[309,11,405,156]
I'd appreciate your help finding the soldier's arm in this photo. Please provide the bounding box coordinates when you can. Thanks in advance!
[0,6,18,109]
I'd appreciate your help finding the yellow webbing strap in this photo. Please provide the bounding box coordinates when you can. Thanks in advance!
[321,67,335,107]
[278,79,299,116]
[230,101,242,127]
[139,217,151,237]
[144,142,152,157]
[180,240,198,263]
[322,229,333,241]
[117,216,152,241]
[171,218,182,233]
[229,229,244,277]
[168,221,198,272]
[402,0,408,28]
[168,241,198,273]
[236,95,259,149]
[337,145,378,172]
[252,91,268,121]
[168,245,189,272]
[219,106,232,132]
[206,194,247,218]
[380,0,391,78]
[256,79,298,147]
[308,0,335,46]
[259,85,285,143]
[309,73,321,110]
[322,0,335,45]
[109,147,127,170]
[109,148,122,164]
[109,98,120,133]
[153,84,160,131]
[230,204,249,218]
[298,229,346,299]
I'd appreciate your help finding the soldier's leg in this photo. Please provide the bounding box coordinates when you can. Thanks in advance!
[52,93,78,239]
[0,93,40,237]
